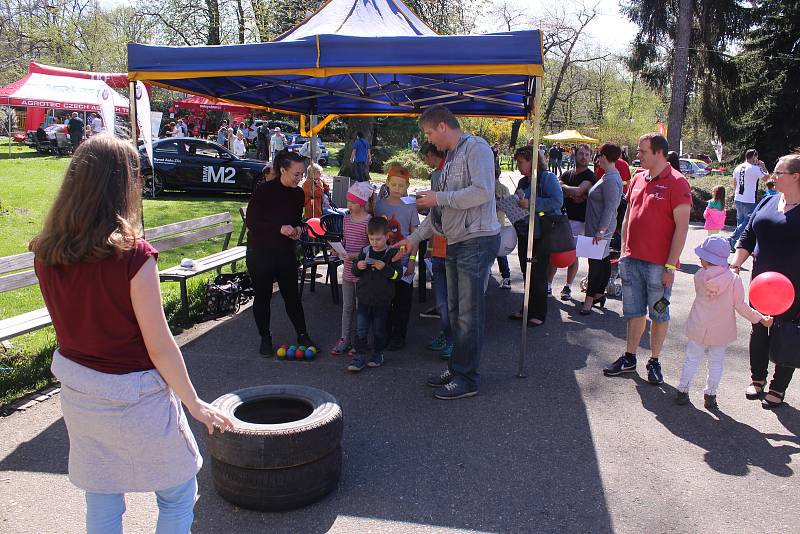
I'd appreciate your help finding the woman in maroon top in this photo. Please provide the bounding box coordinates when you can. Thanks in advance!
[246,150,315,356]
[31,135,233,533]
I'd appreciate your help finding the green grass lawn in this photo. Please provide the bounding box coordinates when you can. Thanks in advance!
[0,143,251,405]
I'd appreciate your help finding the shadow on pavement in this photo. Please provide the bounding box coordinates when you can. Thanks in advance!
[181,281,615,533]
[635,380,800,477]
[0,417,68,475]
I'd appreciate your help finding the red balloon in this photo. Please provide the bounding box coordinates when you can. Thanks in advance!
[307,217,324,237]
[550,249,577,268]
[750,271,795,316]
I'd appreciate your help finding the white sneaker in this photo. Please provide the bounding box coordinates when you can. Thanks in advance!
[500,278,511,290]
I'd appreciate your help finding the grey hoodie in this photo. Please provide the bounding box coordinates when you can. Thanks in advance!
[408,134,501,246]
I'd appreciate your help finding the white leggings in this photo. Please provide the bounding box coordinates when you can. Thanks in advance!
[678,340,727,395]
[341,280,357,340]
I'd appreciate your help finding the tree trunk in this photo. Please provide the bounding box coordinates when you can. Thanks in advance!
[667,0,693,152]
[509,119,523,147]
[340,117,375,179]
[206,0,221,45]
[236,0,245,44]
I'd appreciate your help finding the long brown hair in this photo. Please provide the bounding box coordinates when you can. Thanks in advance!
[30,135,142,265]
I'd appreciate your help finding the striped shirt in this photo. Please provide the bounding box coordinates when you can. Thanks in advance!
[343,214,371,283]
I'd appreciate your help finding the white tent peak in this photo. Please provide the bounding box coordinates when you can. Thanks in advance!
[277,0,437,41]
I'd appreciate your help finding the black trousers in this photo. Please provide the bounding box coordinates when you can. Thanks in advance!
[586,256,611,297]
[246,247,307,338]
[388,280,413,341]
[750,322,795,392]
[516,229,549,322]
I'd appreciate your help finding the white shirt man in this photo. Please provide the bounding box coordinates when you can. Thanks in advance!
[729,149,769,248]
[91,115,103,134]
[270,128,287,160]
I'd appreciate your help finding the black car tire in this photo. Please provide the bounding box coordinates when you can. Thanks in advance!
[142,173,164,198]
[210,446,342,511]
[207,385,343,511]
[207,385,343,469]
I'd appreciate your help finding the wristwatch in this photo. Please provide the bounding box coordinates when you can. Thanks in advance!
[663,263,676,273]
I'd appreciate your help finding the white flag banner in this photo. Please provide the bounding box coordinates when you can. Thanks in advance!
[97,84,116,136]
[135,81,153,167]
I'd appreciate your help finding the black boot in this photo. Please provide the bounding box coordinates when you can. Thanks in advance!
[260,335,274,357]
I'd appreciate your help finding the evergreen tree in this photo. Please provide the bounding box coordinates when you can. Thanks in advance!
[623,0,749,149]
[709,0,800,165]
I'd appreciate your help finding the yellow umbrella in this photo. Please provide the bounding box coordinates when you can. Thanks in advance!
[541,129,599,144]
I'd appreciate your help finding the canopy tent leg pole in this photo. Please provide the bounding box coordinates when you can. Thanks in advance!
[518,76,543,379]
[129,80,146,232]
[310,113,318,217]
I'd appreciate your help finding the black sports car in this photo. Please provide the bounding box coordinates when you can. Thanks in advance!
[139,137,267,196]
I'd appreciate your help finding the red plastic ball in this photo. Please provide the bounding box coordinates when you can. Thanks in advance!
[749,271,795,316]
[294,349,305,360]
[550,248,577,268]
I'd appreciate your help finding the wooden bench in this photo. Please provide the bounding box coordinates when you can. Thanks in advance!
[0,212,246,341]
[145,212,246,324]
[0,252,51,343]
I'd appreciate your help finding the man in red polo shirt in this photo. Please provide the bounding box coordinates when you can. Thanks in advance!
[603,133,691,384]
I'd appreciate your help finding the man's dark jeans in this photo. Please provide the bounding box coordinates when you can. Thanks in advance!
[353,161,369,182]
[354,304,390,355]
[445,233,500,389]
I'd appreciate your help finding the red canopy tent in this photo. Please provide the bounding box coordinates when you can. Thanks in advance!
[28,61,129,88]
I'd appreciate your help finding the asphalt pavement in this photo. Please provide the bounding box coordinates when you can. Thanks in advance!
[1,223,798,534]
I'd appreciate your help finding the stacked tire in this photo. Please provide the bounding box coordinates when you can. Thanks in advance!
[207,385,343,511]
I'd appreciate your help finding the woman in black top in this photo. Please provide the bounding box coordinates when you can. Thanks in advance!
[246,151,315,356]
[731,153,800,408]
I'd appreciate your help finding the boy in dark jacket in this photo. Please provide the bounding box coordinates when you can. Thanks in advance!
[348,217,402,372]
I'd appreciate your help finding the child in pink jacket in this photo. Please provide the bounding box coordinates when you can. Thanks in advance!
[676,235,773,409]
[703,185,726,235]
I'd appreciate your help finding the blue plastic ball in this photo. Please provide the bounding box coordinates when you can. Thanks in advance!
[304,349,315,360]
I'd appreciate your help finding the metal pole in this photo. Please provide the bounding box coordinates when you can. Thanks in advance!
[310,113,318,217]
[129,81,146,232]
[518,76,543,379]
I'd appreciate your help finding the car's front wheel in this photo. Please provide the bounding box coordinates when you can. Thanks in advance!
[142,172,164,198]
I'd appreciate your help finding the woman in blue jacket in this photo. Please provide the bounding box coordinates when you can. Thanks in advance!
[509,147,563,326]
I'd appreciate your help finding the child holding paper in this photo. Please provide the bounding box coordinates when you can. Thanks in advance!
[580,143,623,315]
[331,181,374,355]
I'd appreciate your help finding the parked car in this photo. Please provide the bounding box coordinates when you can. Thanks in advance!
[679,158,710,177]
[139,137,266,197]
[286,134,330,166]
[686,158,712,172]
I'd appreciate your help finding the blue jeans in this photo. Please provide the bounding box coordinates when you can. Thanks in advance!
[730,200,756,246]
[431,257,451,339]
[353,161,369,182]
[445,233,501,388]
[354,304,390,355]
[86,477,197,534]
[496,255,510,278]
[619,256,672,322]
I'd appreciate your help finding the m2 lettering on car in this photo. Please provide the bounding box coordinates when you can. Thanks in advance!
[203,166,236,184]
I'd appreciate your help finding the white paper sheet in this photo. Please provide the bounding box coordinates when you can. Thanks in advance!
[496,195,529,223]
[330,241,347,256]
[401,196,417,205]
[576,235,608,259]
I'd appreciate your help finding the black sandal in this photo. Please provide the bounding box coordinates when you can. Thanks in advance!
[762,390,785,409]
[593,296,607,309]
[579,307,591,316]
[509,310,524,320]
[527,318,544,327]
[745,381,766,400]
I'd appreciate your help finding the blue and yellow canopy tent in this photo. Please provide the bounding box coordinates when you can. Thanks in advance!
[126,0,545,375]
